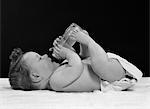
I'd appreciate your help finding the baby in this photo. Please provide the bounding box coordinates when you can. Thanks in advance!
[9,24,143,92]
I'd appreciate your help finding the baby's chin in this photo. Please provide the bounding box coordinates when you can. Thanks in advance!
[52,62,60,69]
[53,61,59,65]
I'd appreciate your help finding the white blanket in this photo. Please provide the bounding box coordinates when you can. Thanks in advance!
[0,78,150,109]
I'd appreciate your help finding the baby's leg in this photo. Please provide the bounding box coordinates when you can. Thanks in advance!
[70,28,125,82]
[79,30,90,59]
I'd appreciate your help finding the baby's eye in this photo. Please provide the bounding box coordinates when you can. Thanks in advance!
[39,57,42,60]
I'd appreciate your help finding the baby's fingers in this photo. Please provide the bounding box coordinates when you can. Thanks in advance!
[53,45,60,53]
[53,36,63,45]
[52,53,60,58]
[53,39,58,47]
[53,48,60,58]
[57,44,66,51]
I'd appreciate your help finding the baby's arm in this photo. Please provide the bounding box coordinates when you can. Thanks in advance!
[69,27,125,83]
[50,39,83,91]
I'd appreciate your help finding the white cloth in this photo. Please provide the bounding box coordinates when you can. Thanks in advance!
[101,52,143,92]
[1,78,150,109]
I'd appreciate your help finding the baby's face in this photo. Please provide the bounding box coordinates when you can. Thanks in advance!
[23,52,59,89]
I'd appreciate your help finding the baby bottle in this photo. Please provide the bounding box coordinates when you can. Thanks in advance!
[62,23,78,48]
[50,23,81,59]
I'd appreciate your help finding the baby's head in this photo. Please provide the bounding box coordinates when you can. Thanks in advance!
[9,48,59,90]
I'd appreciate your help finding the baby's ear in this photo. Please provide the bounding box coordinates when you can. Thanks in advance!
[30,72,42,83]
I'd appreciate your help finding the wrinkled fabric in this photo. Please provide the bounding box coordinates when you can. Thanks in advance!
[101,52,143,92]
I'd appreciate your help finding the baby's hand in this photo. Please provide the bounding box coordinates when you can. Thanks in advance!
[53,38,74,59]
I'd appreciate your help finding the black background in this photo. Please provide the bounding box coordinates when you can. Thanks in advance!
[1,0,149,77]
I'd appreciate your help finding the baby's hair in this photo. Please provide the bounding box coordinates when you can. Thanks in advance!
[8,48,37,90]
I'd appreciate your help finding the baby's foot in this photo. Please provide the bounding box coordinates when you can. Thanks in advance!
[69,27,92,45]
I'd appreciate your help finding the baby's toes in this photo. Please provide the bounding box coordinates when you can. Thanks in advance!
[74,29,79,34]
[73,27,81,34]
[69,29,79,37]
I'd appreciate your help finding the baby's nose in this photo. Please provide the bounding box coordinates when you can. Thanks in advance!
[42,54,48,59]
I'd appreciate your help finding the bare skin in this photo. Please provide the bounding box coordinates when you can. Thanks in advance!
[49,27,125,91]
[50,37,100,91]
[69,27,125,82]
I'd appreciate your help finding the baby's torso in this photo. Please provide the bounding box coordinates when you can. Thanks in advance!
[60,59,100,92]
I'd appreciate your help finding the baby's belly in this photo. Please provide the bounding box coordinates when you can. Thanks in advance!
[62,64,100,92]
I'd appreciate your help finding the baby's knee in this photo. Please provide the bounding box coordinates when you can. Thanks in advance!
[102,71,125,83]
